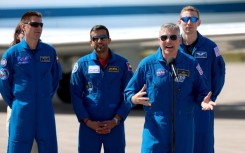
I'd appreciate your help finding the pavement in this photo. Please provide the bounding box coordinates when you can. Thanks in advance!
[0,63,245,153]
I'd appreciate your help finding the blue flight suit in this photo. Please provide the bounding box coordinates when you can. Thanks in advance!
[124,48,209,153]
[0,39,62,153]
[70,49,133,153]
[179,32,226,153]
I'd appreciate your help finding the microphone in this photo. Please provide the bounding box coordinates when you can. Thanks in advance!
[167,57,178,82]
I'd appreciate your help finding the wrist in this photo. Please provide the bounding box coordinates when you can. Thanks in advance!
[113,117,120,125]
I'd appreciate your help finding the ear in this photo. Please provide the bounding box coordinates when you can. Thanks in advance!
[108,38,112,44]
[197,19,201,27]
[177,19,181,25]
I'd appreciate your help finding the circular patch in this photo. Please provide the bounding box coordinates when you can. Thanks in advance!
[0,68,9,80]
[0,58,7,67]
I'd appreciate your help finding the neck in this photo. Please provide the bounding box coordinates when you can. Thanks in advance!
[182,32,198,45]
[25,38,38,50]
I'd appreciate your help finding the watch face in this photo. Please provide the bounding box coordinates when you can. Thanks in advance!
[114,117,119,125]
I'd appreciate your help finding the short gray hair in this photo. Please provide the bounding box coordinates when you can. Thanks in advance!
[159,23,180,36]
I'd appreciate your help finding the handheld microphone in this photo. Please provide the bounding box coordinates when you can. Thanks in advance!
[167,57,178,82]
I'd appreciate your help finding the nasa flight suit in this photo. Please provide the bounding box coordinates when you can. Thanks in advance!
[179,32,226,153]
[70,50,133,153]
[0,39,62,153]
[124,48,209,153]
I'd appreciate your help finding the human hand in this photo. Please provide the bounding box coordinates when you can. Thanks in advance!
[201,92,216,110]
[131,84,151,106]
[86,120,110,134]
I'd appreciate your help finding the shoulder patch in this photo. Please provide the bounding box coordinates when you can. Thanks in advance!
[72,63,78,73]
[0,68,9,80]
[126,62,132,71]
[0,58,7,67]
[214,46,221,57]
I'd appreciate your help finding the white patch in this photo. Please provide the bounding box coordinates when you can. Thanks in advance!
[72,63,78,73]
[1,58,7,67]
[88,65,100,73]
[0,68,9,80]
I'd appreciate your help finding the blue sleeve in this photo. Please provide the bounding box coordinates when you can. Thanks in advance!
[0,50,14,107]
[193,62,209,104]
[210,47,226,101]
[124,65,145,108]
[51,53,62,96]
[116,61,133,120]
[70,62,89,122]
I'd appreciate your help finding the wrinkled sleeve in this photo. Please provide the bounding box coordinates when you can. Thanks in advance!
[124,64,146,109]
[70,62,89,122]
[116,61,134,120]
[211,47,226,101]
[0,51,14,108]
[193,62,209,104]
[52,53,62,96]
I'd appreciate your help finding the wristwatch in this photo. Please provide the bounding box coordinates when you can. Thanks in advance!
[113,117,120,125]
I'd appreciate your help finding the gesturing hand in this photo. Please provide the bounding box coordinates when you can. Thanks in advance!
[201,92,216,110]
[131,84,151,106]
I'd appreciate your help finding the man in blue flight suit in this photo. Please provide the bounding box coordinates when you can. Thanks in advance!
[0,11,62,153]
[70,25,133,153]
[178,6,226,153]
[124,23,216,153]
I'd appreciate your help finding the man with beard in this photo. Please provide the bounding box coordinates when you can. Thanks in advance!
[70,25,133,153]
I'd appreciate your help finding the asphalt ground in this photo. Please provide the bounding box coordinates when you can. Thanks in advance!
[0,63,245,153]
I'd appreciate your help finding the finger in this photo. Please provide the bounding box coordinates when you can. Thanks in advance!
[142,102,151,106]
[140,84,146,92]
[209,102,216,106]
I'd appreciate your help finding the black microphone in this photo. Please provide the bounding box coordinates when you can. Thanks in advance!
[167,57,178,82]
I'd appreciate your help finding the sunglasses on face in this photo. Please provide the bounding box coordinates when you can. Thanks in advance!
[25,22,43,28]
[92,35,109,42]
[180,16,199,23]
[160,35,178,41]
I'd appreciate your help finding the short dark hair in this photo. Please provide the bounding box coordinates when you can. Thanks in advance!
[21,11,42,23]
[90,25,110,39]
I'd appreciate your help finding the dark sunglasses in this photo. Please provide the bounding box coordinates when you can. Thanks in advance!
[160,35,178,41]
[92,35,109,42]
[26,22,43,28]
[180,16,199,23]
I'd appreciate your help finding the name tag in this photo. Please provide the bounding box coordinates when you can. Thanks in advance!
[88,65,100,73]
[40,56,51,62]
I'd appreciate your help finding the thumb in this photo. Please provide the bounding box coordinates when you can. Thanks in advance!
[204,91,212,103]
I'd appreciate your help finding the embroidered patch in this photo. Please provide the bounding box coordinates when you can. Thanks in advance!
[0,58,7,67]
[194,51,207,58]
[72,63,78,73]
[178,75,186,82]
[196,64,203,75]
[156,68,166,77]
[214,47,221,57]
[177,69,190,77]
[126,62,132,71]
[108,66,119,72]
[40,56,51,62]
[17,54,31,64]
[0,68,9,80]
[88,65,100,73]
